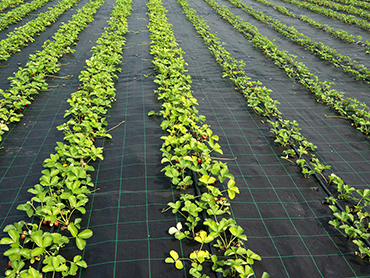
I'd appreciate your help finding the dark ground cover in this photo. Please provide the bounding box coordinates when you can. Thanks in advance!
[0,0,370,277]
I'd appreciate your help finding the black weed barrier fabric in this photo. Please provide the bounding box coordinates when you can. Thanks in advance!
[0,0,369,277]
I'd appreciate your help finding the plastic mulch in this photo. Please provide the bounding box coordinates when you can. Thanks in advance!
[0,0,370,277]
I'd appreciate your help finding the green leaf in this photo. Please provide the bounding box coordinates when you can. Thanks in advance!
[43,236,53,248]
[76,260,87,268]
[165,250,184,269]
[9,229,20,242]
[247,249,261,261]
[4,247,21,258]
[170,250,179,261]
[168,201,181,213]
[175,260,184,270]
[17,203,30,212]
[68,196,77,208]
[227,179,235,188]
[76,237,86,250]
[20,248,31,259]
[201,193,214,203]
[31,247,44,257]
[199,175,216,185]
[161,157,170,163]
[68,223,78,238]
[22,266,42,278]
[26,208,34,218]
[78,229,93,239]
[31,231,43,248]
[228,190,235,200]
[165,257,175,263]
[0,237,14,244]
[194,230,214,244]
[42,265,54,273]
[3,224,17,233]
[73,255,82,263]
[69,263,78,276]
[229,226,247,241]
[227,179,239,199]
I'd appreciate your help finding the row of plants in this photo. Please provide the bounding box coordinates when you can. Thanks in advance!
[0,0,28,13]
[300,0,370,21]
[201,0,370,137]
[0,0,132,276]
[226,0,370,82]
[0,0,81,62]
[250,0,370,53]
[298,15,370,52]
[147,0,268,277]
[330,0,370,10]
[0,0,106,145]
[279,0,370,32]
[176,0,370,262]
[0,0,54,31]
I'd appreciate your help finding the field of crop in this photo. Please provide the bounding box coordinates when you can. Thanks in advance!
[0,0,370,277]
